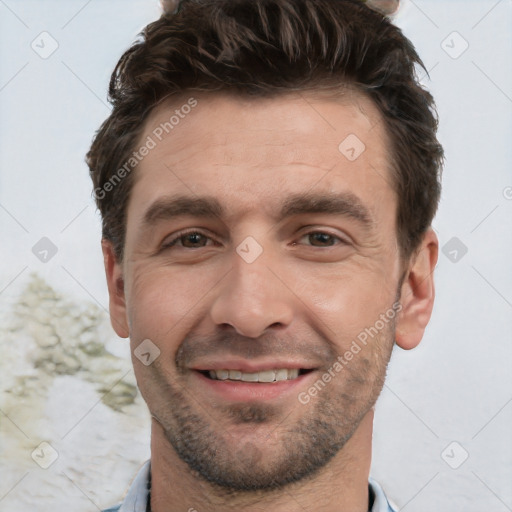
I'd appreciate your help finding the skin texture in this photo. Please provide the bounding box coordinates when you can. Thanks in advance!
[102,90,438,512]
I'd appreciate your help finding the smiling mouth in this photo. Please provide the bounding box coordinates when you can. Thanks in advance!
[199,368,314,383]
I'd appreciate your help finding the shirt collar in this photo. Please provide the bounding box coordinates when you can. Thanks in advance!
[118,460,151,512]
[369,477,398,512]
[118,461,396,512]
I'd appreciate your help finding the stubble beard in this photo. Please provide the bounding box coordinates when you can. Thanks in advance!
[141,317,396,494]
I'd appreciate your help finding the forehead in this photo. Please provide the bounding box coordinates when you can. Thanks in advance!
[127,90,394,224]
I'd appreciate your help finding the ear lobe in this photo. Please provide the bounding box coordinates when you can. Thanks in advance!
[395,229,438,350]
[101,239,130,338]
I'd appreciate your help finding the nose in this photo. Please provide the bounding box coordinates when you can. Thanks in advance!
[209,250,294,338]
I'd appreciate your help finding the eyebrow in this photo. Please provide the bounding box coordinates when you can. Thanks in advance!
[140,191,373,229]
[142,195,224,227]
[279,192,373,226]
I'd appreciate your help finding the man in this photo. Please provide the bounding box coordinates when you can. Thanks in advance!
[87,0,443,510]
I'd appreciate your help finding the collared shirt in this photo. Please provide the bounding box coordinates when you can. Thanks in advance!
[102,461,398,512]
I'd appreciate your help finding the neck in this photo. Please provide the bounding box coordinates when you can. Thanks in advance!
[149,409,374,512]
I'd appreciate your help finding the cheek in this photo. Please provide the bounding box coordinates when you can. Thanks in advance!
[295,263,399,343]
[125,263,224,347]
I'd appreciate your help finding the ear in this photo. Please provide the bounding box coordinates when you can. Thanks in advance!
[101,239,130,338]
[395,228,438,350]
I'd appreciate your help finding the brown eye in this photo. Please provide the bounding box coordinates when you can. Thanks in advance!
[161,230,214,251]
[179,232,208,248]
[307,232,337,246]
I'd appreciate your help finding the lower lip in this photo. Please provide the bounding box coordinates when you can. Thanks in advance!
[192,371,315,402]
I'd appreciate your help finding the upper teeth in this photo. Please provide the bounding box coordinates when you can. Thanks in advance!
[208,368,300,382]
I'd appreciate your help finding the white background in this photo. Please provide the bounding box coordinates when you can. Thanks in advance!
[0,1,511,510]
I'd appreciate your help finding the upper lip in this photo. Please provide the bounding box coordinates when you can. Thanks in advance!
[190,359,317,373]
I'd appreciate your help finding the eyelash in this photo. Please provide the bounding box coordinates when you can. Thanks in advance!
[160,228,348,251]
[161,229,216,250]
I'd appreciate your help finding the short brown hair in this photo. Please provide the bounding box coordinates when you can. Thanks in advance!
[87,0,443,261]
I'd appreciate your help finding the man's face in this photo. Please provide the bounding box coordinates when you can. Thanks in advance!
[115,91,405,490]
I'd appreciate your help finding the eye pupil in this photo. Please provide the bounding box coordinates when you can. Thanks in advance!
[309,233,334,246]
[182,233,206,247]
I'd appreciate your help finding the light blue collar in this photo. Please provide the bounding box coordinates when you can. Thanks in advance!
[114,461,397,512]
